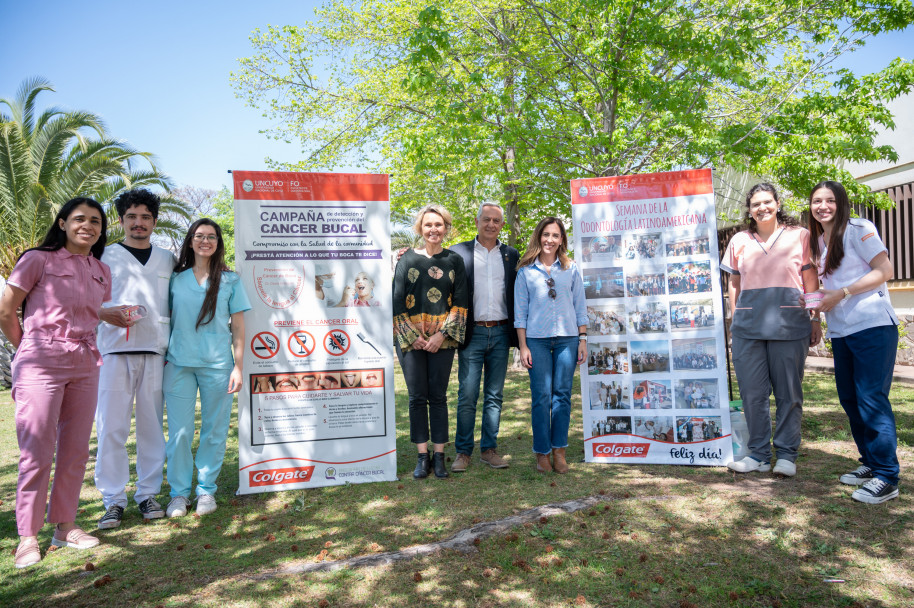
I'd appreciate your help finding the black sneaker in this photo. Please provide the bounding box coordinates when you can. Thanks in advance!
[852,478,899,504]
[839,465,873,486]
[98,504,124,529]
[138,497,165,520]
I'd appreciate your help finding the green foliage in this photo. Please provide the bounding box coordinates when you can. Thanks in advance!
[233,0,914,251]
[209,186,237,266]
[0,77,189,274]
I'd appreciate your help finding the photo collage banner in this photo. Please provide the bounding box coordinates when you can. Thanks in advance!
[571,169,734,466]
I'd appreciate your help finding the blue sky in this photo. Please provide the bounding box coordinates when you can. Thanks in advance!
[1,1,910,192]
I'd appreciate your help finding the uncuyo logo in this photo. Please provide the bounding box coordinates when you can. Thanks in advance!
[242,179,254,192]
[249,466,315,487]
[578,186,588,198]
[592,442,650,458]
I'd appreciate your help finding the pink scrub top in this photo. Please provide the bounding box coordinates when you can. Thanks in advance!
[8,248,112,364]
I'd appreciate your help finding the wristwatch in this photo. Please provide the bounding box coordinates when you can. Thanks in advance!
[842,286,852,300]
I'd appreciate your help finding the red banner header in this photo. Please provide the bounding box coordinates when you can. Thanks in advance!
[233,171,389,202]
[571,169,713,205]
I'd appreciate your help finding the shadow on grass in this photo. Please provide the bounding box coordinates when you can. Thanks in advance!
[0,370,911,608]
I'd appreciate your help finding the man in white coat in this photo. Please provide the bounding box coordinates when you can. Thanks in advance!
[95,189,176,529]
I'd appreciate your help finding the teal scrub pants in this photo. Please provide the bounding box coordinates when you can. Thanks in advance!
[164,364,234,499]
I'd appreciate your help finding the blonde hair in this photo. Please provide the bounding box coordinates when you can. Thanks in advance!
[412,204,453,237]
[517,217,572,270]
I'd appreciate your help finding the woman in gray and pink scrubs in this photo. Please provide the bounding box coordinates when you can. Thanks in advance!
[721,183,821,477]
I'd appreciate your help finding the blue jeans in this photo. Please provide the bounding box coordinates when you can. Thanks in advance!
[164,364,234,498]
[831,324,899,486]
[526,336,578,455]
[455,325,510,455]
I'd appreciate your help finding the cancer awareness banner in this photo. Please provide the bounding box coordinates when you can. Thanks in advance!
[571,169,733,466]
[233,171,396,494]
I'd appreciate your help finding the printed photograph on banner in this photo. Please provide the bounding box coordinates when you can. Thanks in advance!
[586,303,626,336]
[633,416,676,441]
[314,263,382,307]
[632,379,673,409]
[591,415,632,437]
[630,339,670,374]
[627,300,669,334]
[587,341,629,375]
[667,261,712,295]
[588,378,630,410]
[676,416,724,443]
[625,268,666,297]
[665,234,710,257]
[670,299,715,331]
[252,371,348,393]
[621,233,663,261]
[580,235,623,263]
[672,337,719,371]
[583,267,624,299]
[675,378,720,409]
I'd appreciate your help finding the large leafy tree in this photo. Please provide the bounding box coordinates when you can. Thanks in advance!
[0,77,189,275]
[234,0,914,247]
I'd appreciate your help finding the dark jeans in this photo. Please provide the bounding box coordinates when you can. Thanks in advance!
[455,325,509,455]
[397,346,456,445]
[832,324,900,485]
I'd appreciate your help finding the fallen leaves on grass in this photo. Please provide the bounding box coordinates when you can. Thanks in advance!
[574,595,586,605]
[602,532,610,540]
[93,575,113,588]
[512,559,534,572]
[84,562,95,571]
[176,544,185,551]
[290,545,298,552]
[639,554,647,563]
[482,568,495,578]
[413,572,422,582]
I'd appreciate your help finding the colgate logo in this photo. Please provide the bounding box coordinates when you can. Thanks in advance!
[592,443,650,458]
[249,466,315,487]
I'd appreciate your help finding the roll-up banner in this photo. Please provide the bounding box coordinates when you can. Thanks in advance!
[571,169,734,466]
[232,171,396,494]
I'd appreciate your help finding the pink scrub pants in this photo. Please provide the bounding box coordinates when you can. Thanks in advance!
[12,339,100,536]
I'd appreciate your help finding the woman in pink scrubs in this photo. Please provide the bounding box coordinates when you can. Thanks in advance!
[0,198,111,568]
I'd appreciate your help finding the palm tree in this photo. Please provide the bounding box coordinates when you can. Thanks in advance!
[0,77,189,274]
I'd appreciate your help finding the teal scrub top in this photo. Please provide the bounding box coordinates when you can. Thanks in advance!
[166,269,252,369]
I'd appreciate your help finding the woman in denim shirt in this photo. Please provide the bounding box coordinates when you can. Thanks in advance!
[515,217,588,473]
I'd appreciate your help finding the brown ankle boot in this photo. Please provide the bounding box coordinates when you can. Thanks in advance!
[535,452,553,473]
[552,448,569,474]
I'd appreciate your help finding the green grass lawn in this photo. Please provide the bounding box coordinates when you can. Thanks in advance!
[0,366,911,607]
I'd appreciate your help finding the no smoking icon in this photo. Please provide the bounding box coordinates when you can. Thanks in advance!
[323,329,351,356]
[288,331,316,358]
[251,332,280,359]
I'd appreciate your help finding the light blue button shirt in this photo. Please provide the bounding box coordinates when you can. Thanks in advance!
[514,258,588,338]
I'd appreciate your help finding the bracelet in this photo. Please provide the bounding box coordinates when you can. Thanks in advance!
[842,286,852,300]
[578,333,587,337]
[811,318,821,323]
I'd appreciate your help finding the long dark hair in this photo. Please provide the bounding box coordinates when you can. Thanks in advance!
[517,217,572,270]
[174,218,230,329]
[743,183,799,233]
[25,197,108,260]
[807,180,851,277]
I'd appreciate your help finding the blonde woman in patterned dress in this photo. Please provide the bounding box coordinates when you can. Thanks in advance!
[393,205,468,479]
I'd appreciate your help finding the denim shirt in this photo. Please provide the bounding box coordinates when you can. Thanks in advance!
[514,257,588,338]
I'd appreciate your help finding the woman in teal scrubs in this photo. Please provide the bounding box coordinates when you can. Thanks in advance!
[164,219,251,517]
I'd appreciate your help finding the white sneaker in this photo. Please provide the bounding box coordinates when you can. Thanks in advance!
[196,494,217,515]
[727,456,771,473]
[166,496,191,517]
[772,460,796,477]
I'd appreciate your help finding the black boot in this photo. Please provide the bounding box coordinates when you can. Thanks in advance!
[413,452,431,479]
[432,452,449,478]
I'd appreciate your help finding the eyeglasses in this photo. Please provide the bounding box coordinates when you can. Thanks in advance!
[546,277,556,299]
[193,234,218,243]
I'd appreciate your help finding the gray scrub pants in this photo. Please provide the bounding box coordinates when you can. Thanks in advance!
[731,335,808,463]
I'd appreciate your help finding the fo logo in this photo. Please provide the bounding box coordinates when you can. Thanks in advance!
[592,443,650,458]
[249,466,315,487]
[242,179,254,192]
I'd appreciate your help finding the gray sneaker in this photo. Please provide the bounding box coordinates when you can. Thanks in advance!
[138,497,165,520]
[98,504,124,529]
[840,465,874,486]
